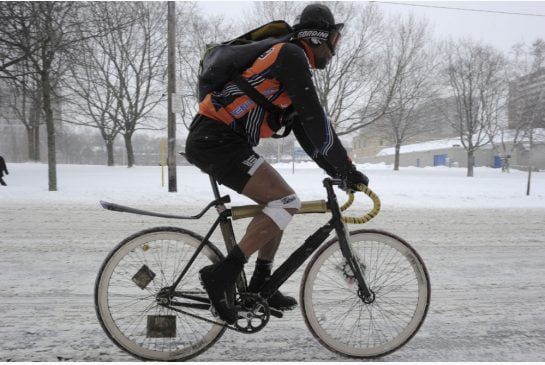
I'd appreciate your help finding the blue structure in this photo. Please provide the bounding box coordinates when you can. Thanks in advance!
[433,154,448,166]
[494,156,502,168]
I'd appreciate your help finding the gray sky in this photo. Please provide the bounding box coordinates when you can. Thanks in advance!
[198,1,545,53]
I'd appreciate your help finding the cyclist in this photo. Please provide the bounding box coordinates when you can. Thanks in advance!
[185,3,369,324]
[0,155,8,186]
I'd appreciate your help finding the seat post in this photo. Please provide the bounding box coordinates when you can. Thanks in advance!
[209,176,222,200]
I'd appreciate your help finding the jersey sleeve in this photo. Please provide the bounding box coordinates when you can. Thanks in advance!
[292,117,339,177]
[274,43,352,174]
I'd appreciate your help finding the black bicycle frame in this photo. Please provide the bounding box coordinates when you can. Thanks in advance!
[169,176,372,303]
[259,178,372,300]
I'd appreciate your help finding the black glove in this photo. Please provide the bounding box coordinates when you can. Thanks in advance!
[340,165,369,191]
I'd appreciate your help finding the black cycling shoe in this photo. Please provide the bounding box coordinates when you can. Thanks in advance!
[199,246,246,324]
[249,275,298,311]
[267,289,298,311]
[199,264,238,324]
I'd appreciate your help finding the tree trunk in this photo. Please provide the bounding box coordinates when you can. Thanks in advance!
[41,54,57,190]
[32,79,42,162]
[502,156,510,173]
[467,150,474,177]
[526,132,533,196]
[394,144,401,171]
[33,123,40,161]
[124,133,135,167]
[106,140,114,166]
[526,165,532,196]
[26,127,34,161]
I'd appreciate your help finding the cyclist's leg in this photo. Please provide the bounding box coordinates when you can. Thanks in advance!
[239,161,299,257]
[257,233,282,261]
[241,162,299,309]
[186,117,300,318]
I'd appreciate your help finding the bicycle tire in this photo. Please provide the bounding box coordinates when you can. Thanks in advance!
[95,227,226,361]
[300,229,430,359]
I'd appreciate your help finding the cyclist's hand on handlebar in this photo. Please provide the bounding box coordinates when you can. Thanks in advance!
[340,165,369,192]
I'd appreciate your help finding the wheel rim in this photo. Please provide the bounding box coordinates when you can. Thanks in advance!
[303,232,429,358]
[96,231,224,360]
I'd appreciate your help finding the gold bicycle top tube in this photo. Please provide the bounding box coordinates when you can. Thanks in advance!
[230,184,381,224]
[230,200,328,220]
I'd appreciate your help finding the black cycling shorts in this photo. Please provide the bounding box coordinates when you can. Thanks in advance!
[185,115,265,193]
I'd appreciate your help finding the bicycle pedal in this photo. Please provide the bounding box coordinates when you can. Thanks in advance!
[270,308,283,318]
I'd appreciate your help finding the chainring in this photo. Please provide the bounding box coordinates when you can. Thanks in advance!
[233,293,270,333]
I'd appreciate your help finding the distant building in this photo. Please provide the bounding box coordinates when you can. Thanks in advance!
[351,97,458,160]
[508,67,545,129]
[354,130,545,170]
[351,90,545,169]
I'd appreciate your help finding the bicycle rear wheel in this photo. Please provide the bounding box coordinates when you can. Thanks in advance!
[301,229,430,359]
[95,227,226,361]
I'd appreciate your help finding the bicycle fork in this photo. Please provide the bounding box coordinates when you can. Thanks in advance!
[326,180,375,303]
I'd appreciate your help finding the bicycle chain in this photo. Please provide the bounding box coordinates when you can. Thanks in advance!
[164,304,271,333]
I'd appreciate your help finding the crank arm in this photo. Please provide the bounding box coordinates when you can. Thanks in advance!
[238,305,283,319]
[269,308,284,319]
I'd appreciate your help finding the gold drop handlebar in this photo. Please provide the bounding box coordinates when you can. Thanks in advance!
[230,184,381,224]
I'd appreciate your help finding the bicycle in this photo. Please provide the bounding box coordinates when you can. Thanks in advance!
[95,176,430,361]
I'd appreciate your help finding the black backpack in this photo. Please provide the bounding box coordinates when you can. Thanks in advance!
[198,21,294,137]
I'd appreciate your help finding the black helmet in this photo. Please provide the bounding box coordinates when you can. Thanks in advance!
[293,3,344,55]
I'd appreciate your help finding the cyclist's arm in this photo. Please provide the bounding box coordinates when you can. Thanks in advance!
[274,43,352,174]
[292,117,340,178]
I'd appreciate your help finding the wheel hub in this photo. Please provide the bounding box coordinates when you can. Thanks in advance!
[156,287,173,306]
[358,288,376,304]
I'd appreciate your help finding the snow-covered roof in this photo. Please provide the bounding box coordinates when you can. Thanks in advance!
[377,138,462,156]
[377,129,545,156]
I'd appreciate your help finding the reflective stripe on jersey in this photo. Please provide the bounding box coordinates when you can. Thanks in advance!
[199,43,292,145]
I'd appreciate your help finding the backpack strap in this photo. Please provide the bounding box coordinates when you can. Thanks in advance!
[272,125,292,139]
[232,73,283,132]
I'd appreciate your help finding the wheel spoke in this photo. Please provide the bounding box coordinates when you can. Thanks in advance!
[96,230,225,360]
[302,232,429,358]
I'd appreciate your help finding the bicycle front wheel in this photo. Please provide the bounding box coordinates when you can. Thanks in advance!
[301,229,430,359]
[95,227,226,361]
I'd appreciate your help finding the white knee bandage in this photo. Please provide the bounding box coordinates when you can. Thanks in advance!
[262,194,302,231]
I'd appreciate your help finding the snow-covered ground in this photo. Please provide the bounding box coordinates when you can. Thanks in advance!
[1,163,544,361]
[2,161,544,208]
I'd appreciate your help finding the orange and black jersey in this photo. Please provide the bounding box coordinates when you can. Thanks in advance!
[198,41,352,175]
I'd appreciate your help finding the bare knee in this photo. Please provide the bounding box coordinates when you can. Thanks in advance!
[262,193,301,231]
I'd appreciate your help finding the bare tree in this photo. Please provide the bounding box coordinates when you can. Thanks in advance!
[174,3,236,130]
[1,59,43,161]
[530,38,545,72]
[25,2,98,190]
[506,42,545,190]
[485,41,539,173]
[0,2,40,78]
[64,52,123,166]
[243,1,304,27]
[310,3,400,135]
[90,2,168,167]
[368,14,437,170]
[1,2,112,189]
[441,39,507,177]
[62,3,137,166]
